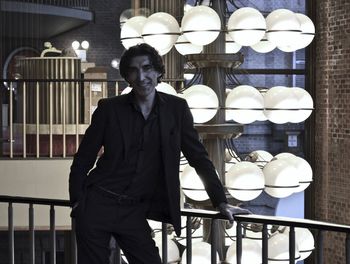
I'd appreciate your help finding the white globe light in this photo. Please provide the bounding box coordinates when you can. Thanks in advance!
[251,33,276,53]
[180,164,210,201]
[121,86,132,95]
[269,233,300,263]
[120,16,147,49]
[227,7,266,46]
[247,150,273,168]
[81,40,89,50]
[181,6,221,46]
[225,85,264,124]
[226,238,262,264]
[153,233,180,263]
[225,33,242,54]
[295,13,315,49]
[142,12,180,52]
[277,45,298,52]
[182,242,219,264]
[225,222,237,246]
[156,82,177,95]
[289,87,313,123]
[183,84,219,124]
[226,161,265,201]
[264,86,299,124]
[295,227,315,260]
[266,9,301,48]
[275,153,313,193]
[175,34,203,55]
[72,40,80,50]
[263,159,299,198]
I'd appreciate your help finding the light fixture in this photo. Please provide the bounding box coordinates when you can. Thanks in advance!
[142,12,180,55]
[225,85,264,124]
[181,5,221,46]
[268,232,300,263]
[226,238,262,264]
[182,84,219,124]
[246,150,273,168]
[71,40,89,62]
[266,9,302,48]
[263,86,299,124]
[155,82,177,95]
[295,227,315,260]
[225,33,242,54]
[294,13,315,50]
[289,87,314,123]
[180,164,210,201]
[120,16,147,49]
[251,33,276,53]
[263,158,300,198]
[225,161,265,201]
[227,7,266,46]
[111,58,120,69]
[182,241,219,264]
[175,34,203,55]
[153,232,180,263]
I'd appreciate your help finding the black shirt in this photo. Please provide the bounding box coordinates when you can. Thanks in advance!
[98,92,163,199]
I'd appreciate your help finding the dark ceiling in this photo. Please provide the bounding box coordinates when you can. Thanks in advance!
[0,1,94,39]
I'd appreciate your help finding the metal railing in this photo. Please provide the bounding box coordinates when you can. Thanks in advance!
[1,195,350,264]
[7,0,90,10]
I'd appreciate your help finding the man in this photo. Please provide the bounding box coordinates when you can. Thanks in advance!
[69,43,250,264]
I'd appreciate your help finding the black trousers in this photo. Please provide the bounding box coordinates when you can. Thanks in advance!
[74,187,162,264]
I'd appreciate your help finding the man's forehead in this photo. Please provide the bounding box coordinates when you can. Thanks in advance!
[128,55,152,67]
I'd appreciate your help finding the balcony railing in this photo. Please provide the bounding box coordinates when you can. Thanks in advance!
[8,0,90,10]
[1,195,350,264]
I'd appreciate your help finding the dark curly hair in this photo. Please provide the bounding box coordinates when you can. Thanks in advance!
[119,43,165,84]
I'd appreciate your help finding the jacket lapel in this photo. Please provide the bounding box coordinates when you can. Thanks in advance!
[158,93,174,159]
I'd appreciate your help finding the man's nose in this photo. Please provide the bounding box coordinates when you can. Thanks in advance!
[136,69,146,81]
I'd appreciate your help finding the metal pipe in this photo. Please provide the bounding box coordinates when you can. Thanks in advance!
[75,82,79,151]
[49,82,53,158]
[262,224,268,264]
[8,202,14,264]
[346,233,350,264]
[236,221,242,264]
[29,204,35,264]
[9,83,13,158]
[89,81,92,124]
[36,82,40,158]
[289,226,295,264]
[162,222,168,264]
[62,82,66,158]
[23,82,27,158]
[115,81,119,96]
[210,219,218,264]
[186,216,192,264]
[50,205,56,264]
[317,230,324,264]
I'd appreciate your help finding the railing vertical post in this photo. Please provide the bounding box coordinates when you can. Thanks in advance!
[9,82,13,158]
[29,204,35,264]
[262,224,268,264]
[236,221,242,264]
[346,233,350,264]
[186,216,192,264]
[49,82,53,158]
[162,222,168,264]
[289,226,295,264]
[210,219,218,264]
[317,230,324,264]
[23,82,27,158]
[36,82,40,158]
[71,218,77,264]
[50,205,56,264]
[8,202,14,264]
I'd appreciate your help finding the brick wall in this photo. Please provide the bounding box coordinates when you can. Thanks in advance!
[313,0,350,262]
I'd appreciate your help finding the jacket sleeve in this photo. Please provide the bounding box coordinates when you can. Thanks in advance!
[180,100,227,207]
[68,99,107,205]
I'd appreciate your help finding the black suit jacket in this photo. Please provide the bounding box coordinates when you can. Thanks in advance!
[69,91,227,236]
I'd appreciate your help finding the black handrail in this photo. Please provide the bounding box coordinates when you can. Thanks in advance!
[1,195,350,264]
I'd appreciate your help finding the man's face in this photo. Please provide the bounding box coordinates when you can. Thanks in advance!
[126,55,160,99]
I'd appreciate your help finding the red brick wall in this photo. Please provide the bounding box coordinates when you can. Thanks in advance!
[314,0,350,262]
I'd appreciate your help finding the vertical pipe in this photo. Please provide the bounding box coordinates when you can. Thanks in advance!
[89,81,92,124]
[317,230,324,264]
[23,82,27,158]
[262,224,268,264]
[346,233,350,264]
[75,82,79,151]
[289,226,295,264]
[186,216,192,264]
[162,222,168,264]
[71,219,77,264]
[8,202,14,264]
[210,219,218,264]
[36,82,40,158]
[9,82,13,158]
[115,81,119,96]
[29,204,35,264]
[49,82,53,158]
[236,221,242,264]
[50,205,56,264]
[62,82,66,158]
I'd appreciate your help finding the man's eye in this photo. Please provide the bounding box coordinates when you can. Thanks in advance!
[143,65,153,71]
